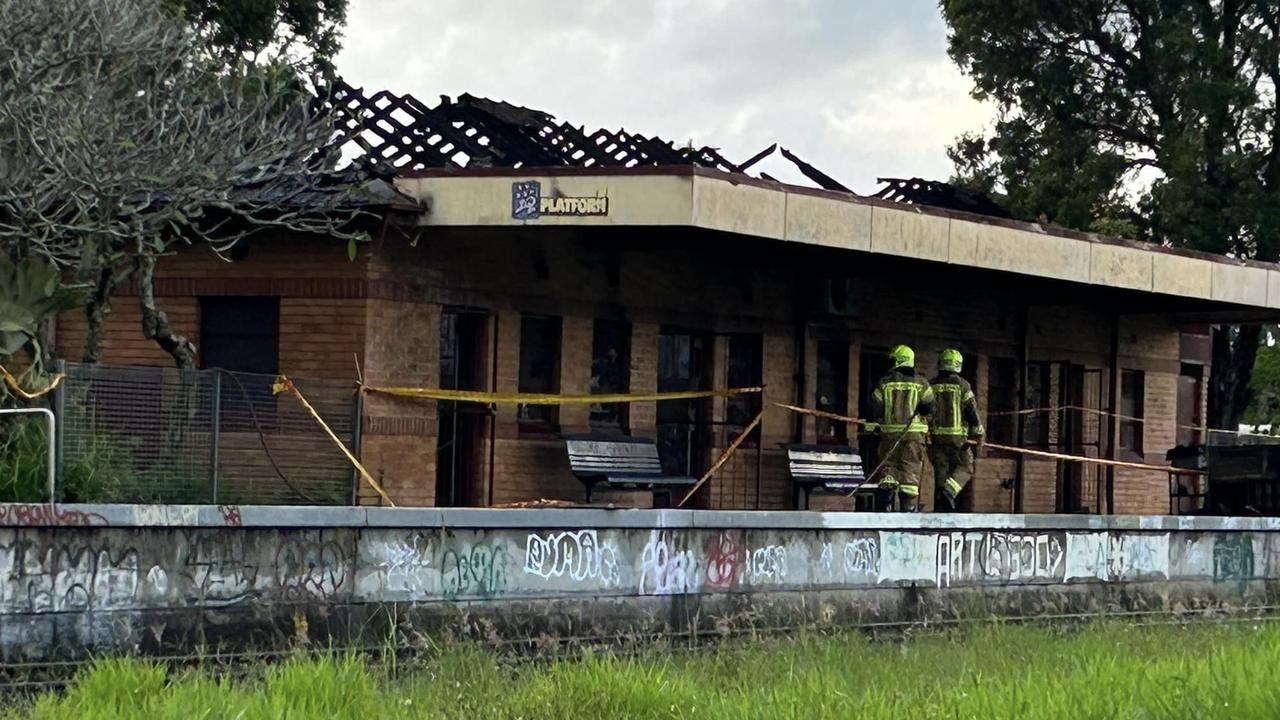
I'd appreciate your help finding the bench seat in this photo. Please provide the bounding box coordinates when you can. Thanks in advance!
[784,443,869,509]
[565,435,695,504]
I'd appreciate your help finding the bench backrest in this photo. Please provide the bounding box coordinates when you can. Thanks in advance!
[566,437,665,478]
[785,444,866,482]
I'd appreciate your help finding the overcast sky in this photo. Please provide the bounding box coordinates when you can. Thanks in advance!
[335,0,994,194]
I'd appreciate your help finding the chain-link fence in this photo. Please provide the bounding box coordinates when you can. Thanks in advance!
[53,362,360,505]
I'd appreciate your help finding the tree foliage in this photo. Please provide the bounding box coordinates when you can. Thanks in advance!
[941,1,1280,428]
[169,0,348,72]
[0,0,370,367]
[1244,333,1280,428]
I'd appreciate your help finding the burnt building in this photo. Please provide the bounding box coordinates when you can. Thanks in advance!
[52,88,1280,514]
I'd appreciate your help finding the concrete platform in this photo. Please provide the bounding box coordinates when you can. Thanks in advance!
[0,504,1276,658]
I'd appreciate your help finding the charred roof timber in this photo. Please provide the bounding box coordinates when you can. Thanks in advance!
[872,177,1015,219]
[332,81,1013,219]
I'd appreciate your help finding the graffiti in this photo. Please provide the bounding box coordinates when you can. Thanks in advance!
[748,545,788,583]
[442,545,509,600]
[1065,533,1169,582]
[819,542,833,577]
[0,504,107,527]
[936,532,1065,588]
[376,533,433,599]
[704,532,746,589]
[218,506,242,527]
[0,540,140,612]
[1213,534,1254,592]
[843,538,880,578]
[523,530,619,587]
[181,536,260,606]
[878,532,936,584]
[274,539,347,600]
[638,531,700,595]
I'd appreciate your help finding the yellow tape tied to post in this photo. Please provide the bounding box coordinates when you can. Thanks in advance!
[273,376,397,507]
[363,386,764,404]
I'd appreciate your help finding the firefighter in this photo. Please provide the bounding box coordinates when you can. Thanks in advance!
[928,348,985,511]
[869,345,934,511]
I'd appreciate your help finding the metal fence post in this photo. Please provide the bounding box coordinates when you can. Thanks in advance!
[52,359,66,489]
[209,370,222,503]
[349,388,364,506]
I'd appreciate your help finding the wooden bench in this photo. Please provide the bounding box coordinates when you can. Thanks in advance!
[784,444,870,510]
[565,435,696,505]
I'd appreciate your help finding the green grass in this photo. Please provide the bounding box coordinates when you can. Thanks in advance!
[8,620,1280,719]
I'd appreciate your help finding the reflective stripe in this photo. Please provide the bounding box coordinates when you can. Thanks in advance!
[878,476,899,490]
[899,484,920,497]
[944,477,962,496]
[932,382,963,435]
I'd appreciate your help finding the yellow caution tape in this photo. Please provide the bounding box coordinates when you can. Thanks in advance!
[679,409,765,508]
[774,401,1197,475]
[0,365,63,401]
[772,402,875,429]
[273,375,396,507]
[364,386,764,404]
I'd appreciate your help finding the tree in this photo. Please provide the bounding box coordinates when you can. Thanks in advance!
[1243,331,1280,429]
[941,1,1280,429]
[169,0,348,73]
[0,0,371,368]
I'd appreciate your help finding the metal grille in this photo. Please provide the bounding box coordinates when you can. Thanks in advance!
[55,363,358,505]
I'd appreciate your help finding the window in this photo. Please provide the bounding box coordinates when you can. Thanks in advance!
[857,348,891,425]
[815,340,849,444]
[589,319,630,434]
[725,334,763,445]
[518,315,561,432]
[200,297,279,374]
[658,330,711,476]
[1177,362,1204,446]
[987,357,1017,445]
[1120,369,1145,454]
[1023,362,1050,447]
[200,297,280,430]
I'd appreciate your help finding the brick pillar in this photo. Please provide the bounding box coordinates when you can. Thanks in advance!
[630,323,658,437]
[359,300,440,507]
[494,310,521,436]
[559,316,593,434]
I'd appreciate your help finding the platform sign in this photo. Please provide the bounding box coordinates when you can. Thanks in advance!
[511,180,608,220]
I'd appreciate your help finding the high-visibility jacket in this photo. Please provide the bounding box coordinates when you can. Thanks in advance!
[928,372,985,437]
[870,369,934,433]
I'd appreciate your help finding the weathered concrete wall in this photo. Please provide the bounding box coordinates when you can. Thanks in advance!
[3,504,1278,659]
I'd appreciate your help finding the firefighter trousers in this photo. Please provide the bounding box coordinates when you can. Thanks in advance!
[928,436,975,510]
[877,431,926,512]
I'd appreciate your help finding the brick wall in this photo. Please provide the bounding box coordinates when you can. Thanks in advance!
[54,228,1198,515]
[55,237,367,378]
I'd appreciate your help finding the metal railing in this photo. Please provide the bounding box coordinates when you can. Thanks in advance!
[52,362,360,505]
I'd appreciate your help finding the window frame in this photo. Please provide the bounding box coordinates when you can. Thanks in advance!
[517,314,562,435]
[589,318,631,435]
[814,339,850,444]
[1119,368,1145,456]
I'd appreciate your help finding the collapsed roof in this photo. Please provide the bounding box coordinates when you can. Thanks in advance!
[331,81,1013,219]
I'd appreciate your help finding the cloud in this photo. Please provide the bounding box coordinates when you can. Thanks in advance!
[335,0,994,193]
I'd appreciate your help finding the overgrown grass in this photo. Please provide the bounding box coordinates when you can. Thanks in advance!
[7,620,1280,719]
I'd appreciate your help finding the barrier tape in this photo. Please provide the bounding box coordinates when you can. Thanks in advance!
[0,365,63,401]
[774,402,1200,475]
[986,403,1276,440]
[978,440,1202,474]
[363,386,764,404]
[771,402,875,430]
[987,404,1146,423]
[273,376,396,507]
[679,409,765,507]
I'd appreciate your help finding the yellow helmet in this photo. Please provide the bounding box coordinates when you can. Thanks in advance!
[940,348,963,373]
[889,345,915,369]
